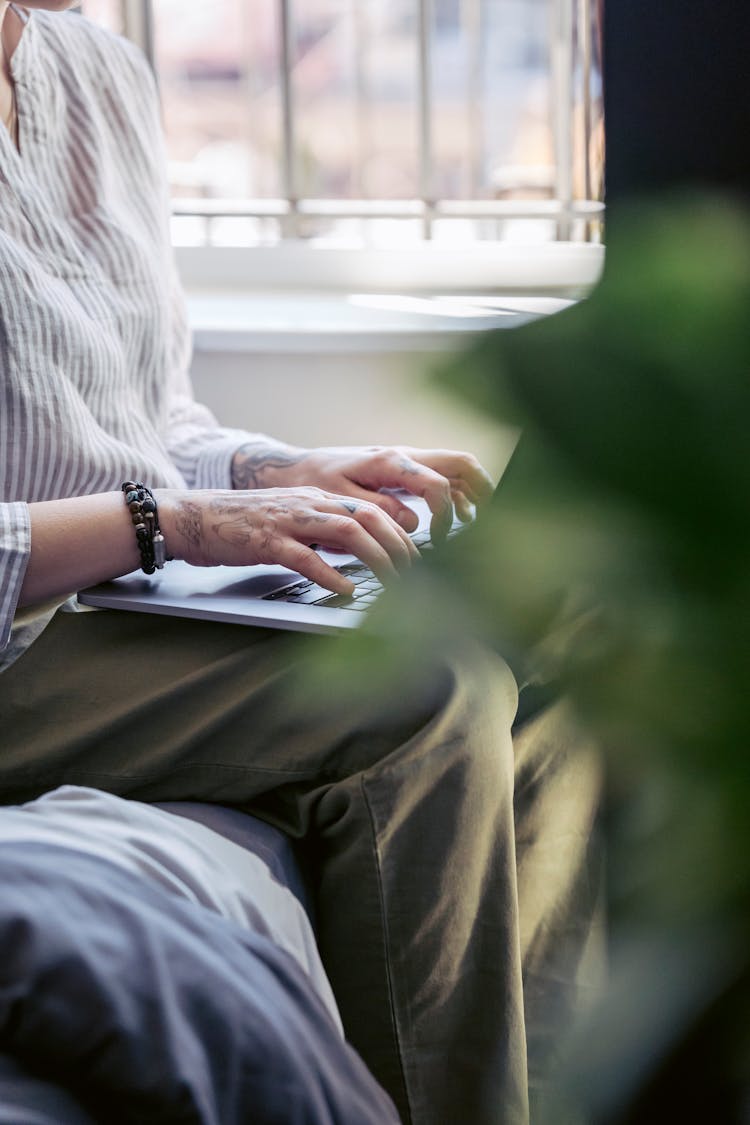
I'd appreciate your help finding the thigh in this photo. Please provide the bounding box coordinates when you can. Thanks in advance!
[0,608,469,809]
[2,609,525,1124]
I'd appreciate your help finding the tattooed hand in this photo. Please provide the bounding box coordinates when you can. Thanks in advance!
[155,488,420,594]
[231,441,495,542]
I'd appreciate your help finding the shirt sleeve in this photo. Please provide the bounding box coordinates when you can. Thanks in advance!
[0,502,31,653]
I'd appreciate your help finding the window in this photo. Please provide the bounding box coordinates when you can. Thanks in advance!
[80,0,604,252]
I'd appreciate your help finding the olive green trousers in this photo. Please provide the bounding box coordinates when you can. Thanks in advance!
[0,608,601,1124]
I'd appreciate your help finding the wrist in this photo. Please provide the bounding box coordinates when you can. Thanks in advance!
[231,438,309,490]
[121,482,172,574]
[152,489,187,563]
[154,489,220,568]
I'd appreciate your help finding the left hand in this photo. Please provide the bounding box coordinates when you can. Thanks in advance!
[231,441,495,540]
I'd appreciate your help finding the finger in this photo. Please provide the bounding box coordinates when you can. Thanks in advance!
[464,462,494,504]
[408,451,495,505]
[345,483,421,535]
[315,514,401,585]
[395,458,454,541]
[356,451,454,541]
[452,489,475,524]
[279,541,356,595]
[293,492,417,567]
[345,499,420,564]
[446,476,483,506]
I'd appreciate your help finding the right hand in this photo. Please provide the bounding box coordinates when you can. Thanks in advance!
[156,487,420,595]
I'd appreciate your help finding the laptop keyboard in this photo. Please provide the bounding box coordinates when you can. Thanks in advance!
[261,527,441,614]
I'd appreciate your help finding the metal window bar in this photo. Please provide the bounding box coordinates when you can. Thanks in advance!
[171,197,604,222]
[551,0,575,241]
[463,0,486,199]
[352,0,370,200]
[580,0,593,204]
[121,0,155,70]
[112,0,603,245]
[278,0,299,239]
[417,0,435,239]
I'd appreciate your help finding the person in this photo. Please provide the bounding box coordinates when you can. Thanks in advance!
[0,4,601,1123]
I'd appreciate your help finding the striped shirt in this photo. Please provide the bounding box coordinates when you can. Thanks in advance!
[0,10,254,664]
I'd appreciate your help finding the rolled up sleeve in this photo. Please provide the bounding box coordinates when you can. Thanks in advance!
[0,503,31,653]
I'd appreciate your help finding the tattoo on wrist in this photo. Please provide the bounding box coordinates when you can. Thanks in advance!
[232,441,308,489]
[175,500,203,550]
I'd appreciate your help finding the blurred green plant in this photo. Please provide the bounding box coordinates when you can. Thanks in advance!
[301,193,750,1120]
[443,194,750,1123]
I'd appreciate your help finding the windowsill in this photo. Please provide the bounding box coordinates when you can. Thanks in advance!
[186,291,577,354]
[177,239,602,353]
[180,239,602,354]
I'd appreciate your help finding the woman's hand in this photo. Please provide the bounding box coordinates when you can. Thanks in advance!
[231,441,495,541]
[157,487,420,596]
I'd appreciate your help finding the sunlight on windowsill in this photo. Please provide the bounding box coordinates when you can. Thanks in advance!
[185,290,577,356]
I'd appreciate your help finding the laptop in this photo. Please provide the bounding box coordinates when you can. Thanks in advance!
[77,494,467,636]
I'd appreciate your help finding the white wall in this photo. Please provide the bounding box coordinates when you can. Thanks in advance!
[190,344,517,480]
[182,270,594,481]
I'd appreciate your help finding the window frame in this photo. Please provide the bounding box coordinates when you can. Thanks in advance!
[98,0,605,299]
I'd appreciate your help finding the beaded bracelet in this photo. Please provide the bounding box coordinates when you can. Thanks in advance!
[121,481,168,574]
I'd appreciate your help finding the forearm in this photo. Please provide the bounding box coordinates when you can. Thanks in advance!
[19,493,142,608]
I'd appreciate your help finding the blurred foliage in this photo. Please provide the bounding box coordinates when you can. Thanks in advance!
[301,194,750,1119]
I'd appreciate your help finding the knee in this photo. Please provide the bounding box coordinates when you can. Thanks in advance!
[368,643,519,804]
[442,643,518,774]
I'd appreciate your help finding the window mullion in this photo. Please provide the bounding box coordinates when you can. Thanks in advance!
[463,0,486,200]
[278,0,299,239]
[120,0,155,70]
[551,0,575,240]
[417,0,435,240]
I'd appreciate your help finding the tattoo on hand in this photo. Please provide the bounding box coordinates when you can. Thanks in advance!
[207,499,263,546]
[207,499,330,551]
[340,500,359,514]
[232,441,308,490]
[211,515,254,548]
[398,458,422,476]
